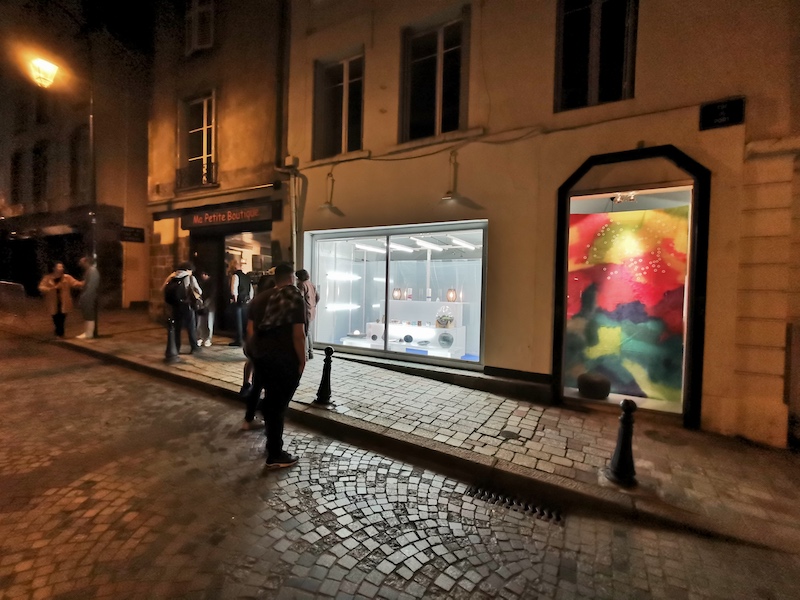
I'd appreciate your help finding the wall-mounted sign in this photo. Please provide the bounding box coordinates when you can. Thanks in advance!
[699,97,745,131]
[181,200,276,229]
[120,226,145,243]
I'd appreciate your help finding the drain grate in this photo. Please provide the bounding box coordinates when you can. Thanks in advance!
[466,485,564,524]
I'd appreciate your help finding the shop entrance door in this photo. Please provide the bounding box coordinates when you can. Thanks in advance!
[189,234,229,333]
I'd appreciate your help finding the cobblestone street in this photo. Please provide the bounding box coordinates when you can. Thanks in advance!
[2,331,800,599]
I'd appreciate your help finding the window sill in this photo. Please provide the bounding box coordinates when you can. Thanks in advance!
[304,150,372,169]
[385,128,485,156]
[175,182,221,195]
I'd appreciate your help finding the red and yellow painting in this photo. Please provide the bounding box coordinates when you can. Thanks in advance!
[566,207,689,403]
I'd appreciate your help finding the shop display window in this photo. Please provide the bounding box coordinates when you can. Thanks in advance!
[565,187,691,413]
[312,224,485,364]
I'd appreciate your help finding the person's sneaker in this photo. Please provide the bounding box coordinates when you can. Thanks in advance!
[308,350,314,360]
[240,418,263,431]
[197,339,203,347]
[203,339,212,347]
[265,451,298,469]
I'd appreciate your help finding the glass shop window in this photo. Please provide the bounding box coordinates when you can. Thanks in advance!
[313,227,484,363]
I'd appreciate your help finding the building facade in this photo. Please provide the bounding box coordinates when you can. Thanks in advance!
[0,0,150,308]
[147,0,290,326]
[286,0,800,448]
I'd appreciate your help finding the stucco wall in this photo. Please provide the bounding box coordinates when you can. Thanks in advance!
[286,0,798,446]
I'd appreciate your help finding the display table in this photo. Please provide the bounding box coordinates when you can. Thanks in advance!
[339,301,470,359]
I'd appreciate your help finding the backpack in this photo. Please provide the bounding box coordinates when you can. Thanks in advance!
[164,276,189,306]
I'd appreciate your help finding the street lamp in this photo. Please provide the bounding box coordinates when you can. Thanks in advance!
[28,53,97,262]
[29,58,58,88]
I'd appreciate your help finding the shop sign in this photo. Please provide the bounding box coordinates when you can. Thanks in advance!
[699,97,745,131]
[181,201,274,229]
[120,226,145,243]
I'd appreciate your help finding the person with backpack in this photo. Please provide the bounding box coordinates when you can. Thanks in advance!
[227,257,253,347]
[162,261,203,354]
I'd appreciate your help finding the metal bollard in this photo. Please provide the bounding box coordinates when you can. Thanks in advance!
[605,399,637,487]
[313,346,334,405]
[164,318,179,364]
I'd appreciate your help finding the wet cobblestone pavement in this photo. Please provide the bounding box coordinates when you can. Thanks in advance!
[2,331,800,599]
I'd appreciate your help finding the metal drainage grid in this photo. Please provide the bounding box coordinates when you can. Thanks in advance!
[465,485,564,525]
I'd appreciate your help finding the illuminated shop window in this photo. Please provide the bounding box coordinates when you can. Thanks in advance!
[312,224,485,363]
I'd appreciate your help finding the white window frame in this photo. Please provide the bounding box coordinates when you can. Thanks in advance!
[185,94,215,186]
[185,0,214,56]
[313,54,364,160]
[555,0,638,112]
[401,7,470,143]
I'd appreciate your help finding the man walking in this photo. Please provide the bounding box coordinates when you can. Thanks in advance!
[77,256,100,339]
[295,269,319,359]
[245,263,306,469]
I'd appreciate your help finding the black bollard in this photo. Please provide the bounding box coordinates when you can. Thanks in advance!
[605,399,638,487]
[164,318,179,364]
[313,346,334,406]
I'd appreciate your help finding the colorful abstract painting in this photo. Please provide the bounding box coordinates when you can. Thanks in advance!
[565,207,689,404]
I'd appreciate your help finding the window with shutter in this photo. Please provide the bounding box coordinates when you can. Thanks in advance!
[313,54,364,160]
[401,8,470,143]
[186,0,214,56]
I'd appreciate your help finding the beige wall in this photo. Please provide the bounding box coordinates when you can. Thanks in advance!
[287,0,799,446]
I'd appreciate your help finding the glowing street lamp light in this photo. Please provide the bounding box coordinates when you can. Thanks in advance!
[30,58,59,88]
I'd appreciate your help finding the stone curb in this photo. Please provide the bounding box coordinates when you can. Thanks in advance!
[57,338,800,555]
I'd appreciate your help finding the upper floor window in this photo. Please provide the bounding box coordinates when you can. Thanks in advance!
[313,55,364,160]
[555,0,638,112]
[32,140,49,206]
[11,151,24,206]
[402,8,470,142]
[178,94,216,189]
[186,0,214,55]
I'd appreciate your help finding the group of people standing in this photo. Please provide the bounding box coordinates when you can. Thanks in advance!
[38,256,100,339]
[162,259,318,469]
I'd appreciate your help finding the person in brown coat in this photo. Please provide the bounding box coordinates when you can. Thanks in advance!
[38,261,82,338]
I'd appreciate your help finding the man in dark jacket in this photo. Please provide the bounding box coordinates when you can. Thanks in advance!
[245,263,306,469]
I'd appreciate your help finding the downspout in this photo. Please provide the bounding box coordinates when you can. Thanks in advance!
[274,0,296,267]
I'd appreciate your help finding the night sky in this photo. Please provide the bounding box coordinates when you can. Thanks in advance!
[83,0,157,55]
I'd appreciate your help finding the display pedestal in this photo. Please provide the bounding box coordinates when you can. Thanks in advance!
[339,301,472,360]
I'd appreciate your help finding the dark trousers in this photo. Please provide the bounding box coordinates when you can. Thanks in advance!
[52,312,66,337]
[172,304,198,352]
[248,356,300,458]
[231,303,248,344]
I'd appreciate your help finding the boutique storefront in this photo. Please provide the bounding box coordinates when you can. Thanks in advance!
[151,194,284,330]
[306,220,487,365]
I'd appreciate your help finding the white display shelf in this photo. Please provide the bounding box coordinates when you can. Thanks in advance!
[340,321,467,359]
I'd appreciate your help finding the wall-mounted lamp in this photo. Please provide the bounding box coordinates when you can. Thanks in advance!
[441,150,460,203]
[612,191,638,204]
[319,171,344,215]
